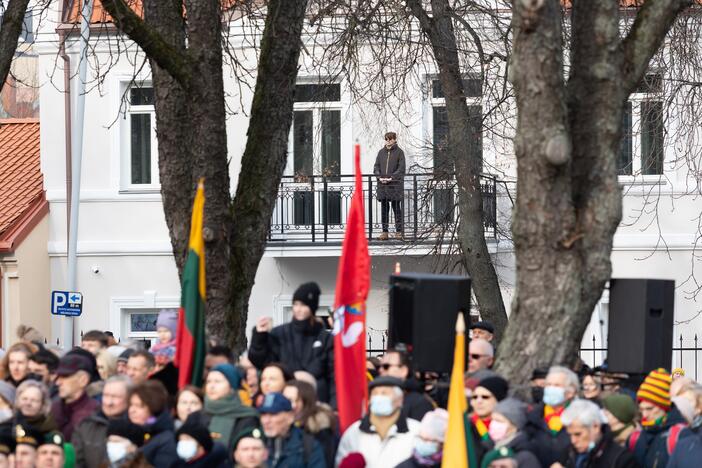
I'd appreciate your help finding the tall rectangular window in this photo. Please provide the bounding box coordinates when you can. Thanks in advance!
[130,114,151,184]
[618,73,665,177]
[293,110,313,177]
[618,102,633,176]
[641,101,664,175]
[123,85,157,188]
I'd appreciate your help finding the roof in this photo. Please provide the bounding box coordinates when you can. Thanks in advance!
[61,0,240,24]
[0,119,48,253]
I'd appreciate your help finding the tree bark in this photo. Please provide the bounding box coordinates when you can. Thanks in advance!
[0,0,30,93]
[102,0,309,351]
[496,0,690,384]
[407,0,509,340]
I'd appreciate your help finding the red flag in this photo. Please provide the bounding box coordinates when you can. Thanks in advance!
[333,144,370,433]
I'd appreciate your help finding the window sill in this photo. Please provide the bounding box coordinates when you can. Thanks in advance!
[118,187,162,195]
[617,176,666,187]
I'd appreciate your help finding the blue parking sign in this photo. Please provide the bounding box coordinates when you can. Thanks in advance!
[51,291,83,316]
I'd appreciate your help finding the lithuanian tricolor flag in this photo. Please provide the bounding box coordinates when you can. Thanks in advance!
[174,179,207,389]
[442,313,476,468]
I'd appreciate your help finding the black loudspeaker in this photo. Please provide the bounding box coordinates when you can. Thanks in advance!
[389,273,471,373]
[607,279,675,374]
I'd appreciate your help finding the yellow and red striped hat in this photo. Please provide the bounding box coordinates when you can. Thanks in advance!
[637,368,672,411]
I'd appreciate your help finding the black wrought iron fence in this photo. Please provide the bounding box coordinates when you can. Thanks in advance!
[579,334,702,380]
[268,173,497,244]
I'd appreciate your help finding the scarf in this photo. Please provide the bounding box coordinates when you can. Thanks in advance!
[544,405,565,434]
[692,414,702,430]
[205,394,259,451]
[471,414,491,440]
[641,414,666,428]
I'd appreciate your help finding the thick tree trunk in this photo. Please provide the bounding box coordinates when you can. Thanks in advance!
[103,0,310,351]
[0,0,30,92]
[229,0,309,353]
[495,0,690,384]
[407,0,508,340]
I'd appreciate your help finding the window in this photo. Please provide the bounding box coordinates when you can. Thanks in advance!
[122,85,158,189]
[618,73,664,177]
[290,82,343,225]
[122,308,159,348]
[429,76,482,222]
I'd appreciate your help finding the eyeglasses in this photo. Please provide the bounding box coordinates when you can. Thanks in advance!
[380,363,402,371]
[469,354,486,360]
[471,394,493,401]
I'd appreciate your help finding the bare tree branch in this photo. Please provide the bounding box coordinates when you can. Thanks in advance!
[0,0,31,92]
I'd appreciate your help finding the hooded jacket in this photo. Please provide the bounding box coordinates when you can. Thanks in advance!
[139,411,178,468]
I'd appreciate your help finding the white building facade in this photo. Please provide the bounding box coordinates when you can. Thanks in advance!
[32,5,701,372]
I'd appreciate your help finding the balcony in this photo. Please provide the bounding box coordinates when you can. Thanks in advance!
[267,173,497,247]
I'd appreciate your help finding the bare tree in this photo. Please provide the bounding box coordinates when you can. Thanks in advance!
[0,0,31,94]
[100,0,310,351]
[495,0,692,383]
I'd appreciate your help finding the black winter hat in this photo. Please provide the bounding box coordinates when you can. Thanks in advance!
[292,282,321,314]
[477,376,509,401]
[107,419,147,447]
[177,416,214,453]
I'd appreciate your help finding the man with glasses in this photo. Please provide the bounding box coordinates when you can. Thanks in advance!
[379,349,435,421]
[468,338,495,375]
[373,132,406,240]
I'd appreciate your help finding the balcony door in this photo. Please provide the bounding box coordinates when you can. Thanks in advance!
[289,83,343,228]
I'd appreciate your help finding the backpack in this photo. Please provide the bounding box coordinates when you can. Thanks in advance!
[627,423,686,455]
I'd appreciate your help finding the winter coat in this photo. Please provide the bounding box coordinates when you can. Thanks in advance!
[335,413,421,468]
[267,425,326,468]
[524,402,571,467]
[498,431,542,468]
[401,379,436,422]
[72,410,126,468]
[249,319,336,407]
[15,411,58,435]
[565,428,639,468]
[140,410,178,468]
[666,425,702,468]
[373,144,406,201]
[51,391,100,441]
[629,407,688,468]
[300,403,337,467]
[188,401,259,455]
[170,443,230,468]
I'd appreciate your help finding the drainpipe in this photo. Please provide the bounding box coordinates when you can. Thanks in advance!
[64,0,93,348]
[59,30,72,252]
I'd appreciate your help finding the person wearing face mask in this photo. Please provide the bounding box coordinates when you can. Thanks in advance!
[396,408,448,468]
[172,415,228,468]
[336,376,421,468]
[0,382,16,426]
[667,383,702,468]
[104,418,151,468]
[560,399,638,468]
[249,282,336,407]
[524,365,580,467]
[487,398,540,468]
[600,394,637,447]
[529,367,548,404]
[628,368,686,468]
[470,376,508,448]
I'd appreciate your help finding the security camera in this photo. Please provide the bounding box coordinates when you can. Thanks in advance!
[91,266,100,274]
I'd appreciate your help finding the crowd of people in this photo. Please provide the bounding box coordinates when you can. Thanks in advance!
[0,282,700,467]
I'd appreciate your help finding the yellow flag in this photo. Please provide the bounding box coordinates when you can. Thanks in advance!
[442,313,468,468]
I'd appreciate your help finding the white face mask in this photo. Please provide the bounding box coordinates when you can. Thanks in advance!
[177,439,199,461]
[106,442,128,463]
[0,408,12,422]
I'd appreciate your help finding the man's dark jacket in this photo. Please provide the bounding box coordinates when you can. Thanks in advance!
[565,427,639,468]
[400,378,435,422]
[72,410,126,468]
[524,402,571,467]
[266,425,326,468]
[373,144,405,201]
[249,320,335,407]
[51,391,99,441]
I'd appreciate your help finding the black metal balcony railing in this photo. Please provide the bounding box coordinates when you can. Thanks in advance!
[267,173,497,244]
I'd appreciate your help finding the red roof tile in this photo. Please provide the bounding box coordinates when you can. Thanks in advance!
[0,119,45,247]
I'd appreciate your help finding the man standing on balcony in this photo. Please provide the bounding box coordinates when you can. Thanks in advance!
[374,131,406,240]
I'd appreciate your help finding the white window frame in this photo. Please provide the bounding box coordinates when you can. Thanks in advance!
[109,294,178,344]
[119,82,159,192]
[619,73,666,182]
[286,80,347,177]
